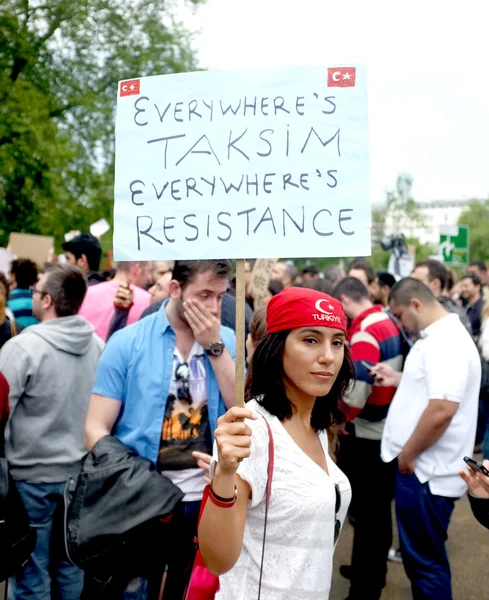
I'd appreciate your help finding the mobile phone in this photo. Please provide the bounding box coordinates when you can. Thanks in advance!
[463,456,489,477]
[361,360,379,376]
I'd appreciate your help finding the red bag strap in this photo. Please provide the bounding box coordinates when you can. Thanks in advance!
[257,415,274,599]
[194,414,275,599]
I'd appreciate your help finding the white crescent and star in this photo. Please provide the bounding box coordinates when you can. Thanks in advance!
[332,70,353,81]
[315,299,334,315]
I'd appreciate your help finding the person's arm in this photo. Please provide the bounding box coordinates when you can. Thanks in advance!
[199,406,260,575]
[84,394,122,450]
[207,351,236,410]
[398,399,459,473]
[84,331,128,450]
[398,342,469,474]
[460,460,489,530]
[372,362,402,388]
[342,331,380,420]
[183,298,236,409]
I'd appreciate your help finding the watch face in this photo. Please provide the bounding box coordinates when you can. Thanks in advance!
[209,342,224,356]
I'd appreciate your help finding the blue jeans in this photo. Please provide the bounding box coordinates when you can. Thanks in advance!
[396,471,455,600]
[8,481,83,600]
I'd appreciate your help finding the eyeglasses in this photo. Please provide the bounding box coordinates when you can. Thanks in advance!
[175,362,192,405]
[29,286,48,297]
[334,483,341,544]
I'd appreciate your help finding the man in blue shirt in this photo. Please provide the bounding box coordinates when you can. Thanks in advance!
[8,258,39,328]
[85,259,236,600]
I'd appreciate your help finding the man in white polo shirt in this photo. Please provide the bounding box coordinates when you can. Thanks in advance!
[374,278,480,600]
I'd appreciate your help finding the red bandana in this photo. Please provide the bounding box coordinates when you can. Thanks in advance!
[266,287,347,334]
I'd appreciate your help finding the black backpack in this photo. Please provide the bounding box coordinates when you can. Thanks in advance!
[0,458,36,582]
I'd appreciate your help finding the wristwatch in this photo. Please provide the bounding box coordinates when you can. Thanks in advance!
[205,341,225,357]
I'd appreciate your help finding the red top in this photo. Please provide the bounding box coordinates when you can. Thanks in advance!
[0,372,9,456]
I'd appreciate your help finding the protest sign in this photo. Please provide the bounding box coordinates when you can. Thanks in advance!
[90,218,111,239]
[113,65,370,261]
[250,258,277,309]
[8,233,54,267]
[64,230,81,242]
[0,249,15,276]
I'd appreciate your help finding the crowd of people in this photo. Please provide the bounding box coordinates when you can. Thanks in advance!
[1,232,489,600]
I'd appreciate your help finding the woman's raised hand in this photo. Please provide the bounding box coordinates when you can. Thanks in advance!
[214,406,258,475]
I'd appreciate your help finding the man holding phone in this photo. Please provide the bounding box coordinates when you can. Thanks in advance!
[377,278,481,600]
[333,277,403,600]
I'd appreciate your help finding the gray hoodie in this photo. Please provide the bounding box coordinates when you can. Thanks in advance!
[0,315,104,482]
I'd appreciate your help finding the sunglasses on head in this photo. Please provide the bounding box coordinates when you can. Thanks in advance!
[175,362,192,404]
[334,483,341,545]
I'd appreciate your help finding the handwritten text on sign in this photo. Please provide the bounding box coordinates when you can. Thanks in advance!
[114,65,370,260]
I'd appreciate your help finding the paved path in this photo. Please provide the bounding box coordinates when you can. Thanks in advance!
[330,492,487,600]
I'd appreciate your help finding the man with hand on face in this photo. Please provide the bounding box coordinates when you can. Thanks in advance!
[84,259,236,600]
[376,278,480,600]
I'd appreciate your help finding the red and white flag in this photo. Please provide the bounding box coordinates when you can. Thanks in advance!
[120,79,141,97]
[327,67,356,88]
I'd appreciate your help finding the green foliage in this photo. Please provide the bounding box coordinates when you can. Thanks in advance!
[458,198,489,262]
[0,0,202,249]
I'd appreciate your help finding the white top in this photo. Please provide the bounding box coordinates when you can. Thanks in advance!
[381,314,481,497]
[215,400,351,600]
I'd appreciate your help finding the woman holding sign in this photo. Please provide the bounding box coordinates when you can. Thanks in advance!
[198,287,353,599]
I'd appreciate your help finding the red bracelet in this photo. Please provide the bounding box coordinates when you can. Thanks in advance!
[208,485,237,508]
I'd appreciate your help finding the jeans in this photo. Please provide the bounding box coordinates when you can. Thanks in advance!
[8,480,83,600]
[121,500,201,600]
[395,471,455,600]
[347,439,396,600]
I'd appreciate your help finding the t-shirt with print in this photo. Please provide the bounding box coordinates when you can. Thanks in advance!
[158,340,212,502]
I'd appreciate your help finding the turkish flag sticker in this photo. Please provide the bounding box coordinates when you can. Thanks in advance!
[327,67,356,88]
[120,79,140,97]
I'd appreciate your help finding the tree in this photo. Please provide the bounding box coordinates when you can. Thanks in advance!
[458,198,489,262]
[0,0,202,249]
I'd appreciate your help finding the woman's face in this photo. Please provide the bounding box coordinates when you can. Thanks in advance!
[282,326,345,402]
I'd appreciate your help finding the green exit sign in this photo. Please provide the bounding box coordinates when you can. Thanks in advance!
[439,225,469,266]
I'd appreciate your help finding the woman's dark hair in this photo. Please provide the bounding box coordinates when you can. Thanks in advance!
[247,330,354,431]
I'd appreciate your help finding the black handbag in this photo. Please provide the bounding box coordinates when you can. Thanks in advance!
[0,458,36,583]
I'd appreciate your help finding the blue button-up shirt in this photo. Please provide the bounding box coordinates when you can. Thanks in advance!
[92,301,236,464]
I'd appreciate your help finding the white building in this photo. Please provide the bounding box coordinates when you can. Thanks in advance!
[375,199,478,246]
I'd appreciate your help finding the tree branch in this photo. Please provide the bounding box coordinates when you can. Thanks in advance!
[49,103,82,118]
[0,133,21,147]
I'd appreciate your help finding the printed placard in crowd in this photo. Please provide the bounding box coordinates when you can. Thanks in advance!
[113,65,370,260]
[250,259,277,309]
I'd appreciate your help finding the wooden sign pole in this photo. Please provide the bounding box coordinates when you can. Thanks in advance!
[235,259,246,408]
